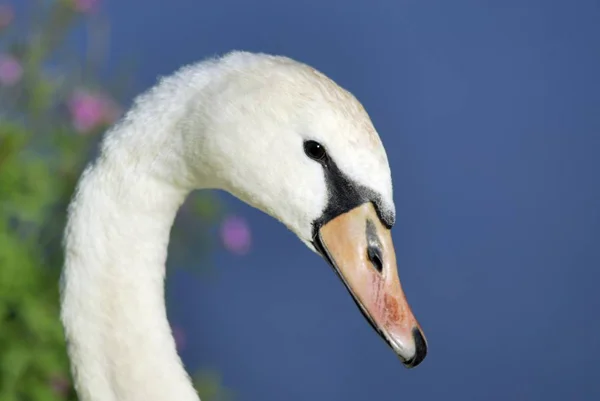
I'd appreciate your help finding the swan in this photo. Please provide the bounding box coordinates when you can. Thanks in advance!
[61,51,427,401]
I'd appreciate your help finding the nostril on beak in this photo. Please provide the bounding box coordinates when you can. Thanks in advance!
[404,327,428,368]
[365,219,384,274]
[367,245,383,273]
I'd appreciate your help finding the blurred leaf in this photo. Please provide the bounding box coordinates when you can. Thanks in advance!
[28,74,56,114]
[192,191,224,222]
[193,371,234,401]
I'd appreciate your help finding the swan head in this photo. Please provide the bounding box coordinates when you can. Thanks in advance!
[186,52,427,367]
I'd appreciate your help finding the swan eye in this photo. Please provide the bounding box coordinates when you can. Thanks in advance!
[304,140,327,161]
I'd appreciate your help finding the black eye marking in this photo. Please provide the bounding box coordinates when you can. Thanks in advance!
[304,140,327,162]
[310,153,395,240]
[366,219,384,273]
[306,139,395,241]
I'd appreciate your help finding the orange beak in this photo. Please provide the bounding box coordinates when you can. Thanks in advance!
[316,203,427,367]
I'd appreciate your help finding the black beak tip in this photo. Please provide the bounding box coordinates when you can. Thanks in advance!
[403,327,428,368]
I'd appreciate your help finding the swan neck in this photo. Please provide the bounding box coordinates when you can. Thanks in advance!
[61,158,198,401]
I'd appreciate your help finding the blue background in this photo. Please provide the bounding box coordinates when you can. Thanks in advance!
[105,1,599,400]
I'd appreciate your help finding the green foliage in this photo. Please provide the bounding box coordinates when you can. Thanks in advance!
[193,371,234,401]
[0,1,230,400]
[1,116,77,401]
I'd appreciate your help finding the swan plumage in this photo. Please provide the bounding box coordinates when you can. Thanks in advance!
[61,51,426,401]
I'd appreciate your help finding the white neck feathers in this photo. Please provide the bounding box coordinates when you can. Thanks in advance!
[61,62,210,401]
[61,159,198,401]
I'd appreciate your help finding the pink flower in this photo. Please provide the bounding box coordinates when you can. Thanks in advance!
[172,325,186,351]
[67,90,120,133]
[0,5,14,29]
[72,0,100,14]
[220,215,251,255]
[0,54,22,86]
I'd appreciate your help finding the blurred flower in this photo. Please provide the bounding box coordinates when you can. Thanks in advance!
[71,0,100,14]
[172,325,186,351]
[0,4,14,29]
[67,89,120,133]
[0,54,22,86]
[49,375,70,397]
[220,215,251,255]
